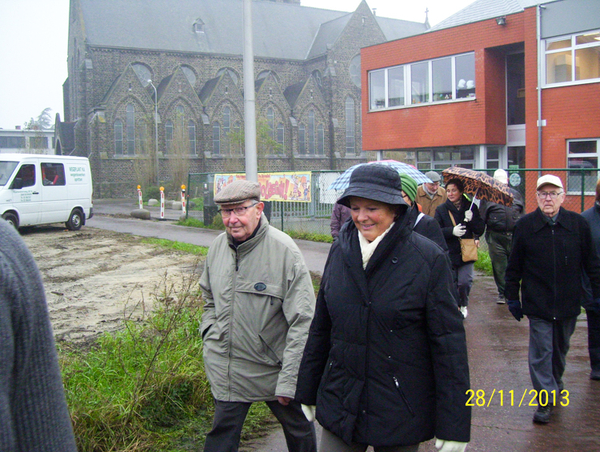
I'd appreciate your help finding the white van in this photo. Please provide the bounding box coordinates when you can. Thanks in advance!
[0,154,93,230]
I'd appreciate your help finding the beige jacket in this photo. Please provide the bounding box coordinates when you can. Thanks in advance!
[415,185,447,217]
[200,215,315,402]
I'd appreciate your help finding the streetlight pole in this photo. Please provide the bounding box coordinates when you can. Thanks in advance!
[148,79,159,185]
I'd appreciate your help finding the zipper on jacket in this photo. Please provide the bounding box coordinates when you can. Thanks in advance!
[551,227,557,319]
[393,375,414,416]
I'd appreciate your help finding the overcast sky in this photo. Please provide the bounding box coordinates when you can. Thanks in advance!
[0,0,473,130]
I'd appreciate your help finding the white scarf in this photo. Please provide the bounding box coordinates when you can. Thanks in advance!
[358,222,395,269]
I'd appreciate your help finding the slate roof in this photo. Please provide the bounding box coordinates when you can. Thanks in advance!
[79,0,427,61]
[429,0,557,31]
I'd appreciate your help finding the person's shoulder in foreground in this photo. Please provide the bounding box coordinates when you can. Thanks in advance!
[0,219,78,452]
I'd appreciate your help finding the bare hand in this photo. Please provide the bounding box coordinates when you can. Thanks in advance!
[277,396,291,406]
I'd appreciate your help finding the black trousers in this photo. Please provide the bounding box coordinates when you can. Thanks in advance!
[586,309,600,374]
[203,399,317,452]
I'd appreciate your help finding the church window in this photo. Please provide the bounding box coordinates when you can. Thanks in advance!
[345,97,356,155]
[126,104,135,155]
[213,123,221,155]
[114,120,123,155]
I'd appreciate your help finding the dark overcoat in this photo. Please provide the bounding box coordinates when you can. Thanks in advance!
[505,207,600,320]
[295,212,471,447]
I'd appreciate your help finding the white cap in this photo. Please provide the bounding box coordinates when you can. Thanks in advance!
[536,174,564,190]
[493,169,508,185]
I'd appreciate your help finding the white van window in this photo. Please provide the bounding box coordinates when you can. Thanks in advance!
[41,163,66,186]
[14,164,36,188]
[0,161,19,186]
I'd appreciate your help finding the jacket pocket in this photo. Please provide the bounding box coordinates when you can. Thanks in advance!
[259,334,282,366]
[393,375,415,417]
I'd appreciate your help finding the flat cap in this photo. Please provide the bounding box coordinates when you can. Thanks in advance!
[424,171,441,182]
[214,180,261,204]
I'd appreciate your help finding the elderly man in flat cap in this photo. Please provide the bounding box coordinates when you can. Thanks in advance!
[200,180,317,452]
[415,171,447,217]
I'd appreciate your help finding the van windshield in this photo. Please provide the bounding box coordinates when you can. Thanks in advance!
[0,161,19,186]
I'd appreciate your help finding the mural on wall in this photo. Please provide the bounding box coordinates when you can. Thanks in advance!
[214,172,311,202]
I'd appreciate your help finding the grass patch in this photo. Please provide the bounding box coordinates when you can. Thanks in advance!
[176,216,225,231]
[474,249,493,275]
[141,237,208,256]
[60,267,284,451]
[58,241,325,451]
[285,230,333,243]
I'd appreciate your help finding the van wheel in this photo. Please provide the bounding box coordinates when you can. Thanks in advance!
[66,209,84,231]
[2,212,19,229]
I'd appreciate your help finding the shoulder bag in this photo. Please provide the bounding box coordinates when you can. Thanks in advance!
[449,211,479,263]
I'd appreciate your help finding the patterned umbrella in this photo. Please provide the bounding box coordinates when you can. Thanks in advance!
[327,160,432,191]
[442,166,514,206]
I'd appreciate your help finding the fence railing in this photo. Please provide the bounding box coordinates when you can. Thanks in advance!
[187,168,598,237]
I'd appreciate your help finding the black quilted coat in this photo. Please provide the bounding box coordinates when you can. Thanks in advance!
[295,212,471,447]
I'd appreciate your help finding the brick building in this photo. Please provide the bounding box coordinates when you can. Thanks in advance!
[361,0,600,209]
[57,0,427,197]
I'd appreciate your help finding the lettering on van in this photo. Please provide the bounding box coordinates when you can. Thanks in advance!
[69,166,87,182]
[20,192,33,202]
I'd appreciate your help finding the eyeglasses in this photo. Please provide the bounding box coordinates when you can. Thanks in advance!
[218,202,258,217]
[537,191,563,199]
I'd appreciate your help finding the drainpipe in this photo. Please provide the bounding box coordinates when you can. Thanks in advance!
[536,4,545,172]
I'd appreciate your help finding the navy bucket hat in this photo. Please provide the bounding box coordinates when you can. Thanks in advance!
[338,164,408,208]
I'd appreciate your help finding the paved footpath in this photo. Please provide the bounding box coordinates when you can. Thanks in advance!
[91,200,600,452]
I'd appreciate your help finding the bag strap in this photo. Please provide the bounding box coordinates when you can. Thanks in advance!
[448,211,457,227]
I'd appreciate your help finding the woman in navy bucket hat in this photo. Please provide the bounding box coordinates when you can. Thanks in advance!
[296,164,471,452]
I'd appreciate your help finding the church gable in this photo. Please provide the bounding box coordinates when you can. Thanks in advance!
[200,70,243,111]
[159,66,203,121]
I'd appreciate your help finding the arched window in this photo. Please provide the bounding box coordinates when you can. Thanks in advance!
[114,120,123,155]
[213,123,221,155]
[217,68,239,85]
[165,120,173,153]
[182,66,197,86]
[126,104,135,155]
[188,120,196,155]
[267,107,275,140]
[317,124,324,155]
[277,123,284,152]
[298,124,306,155]
[308,110,315,155]
[222,107,231,135]
[175,106,186,148]
[233,121,242,155]
[345,97,356,155]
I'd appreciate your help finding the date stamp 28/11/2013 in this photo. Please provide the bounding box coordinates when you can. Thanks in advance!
[465,389,569,407]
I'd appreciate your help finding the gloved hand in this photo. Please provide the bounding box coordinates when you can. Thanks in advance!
[464,210,473,222]
[507,299,523,321]
[301,404,316,422]
[435,439,468,452]
[453,224,467,237]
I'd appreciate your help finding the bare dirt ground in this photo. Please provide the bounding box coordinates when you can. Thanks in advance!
[21,225,202,342]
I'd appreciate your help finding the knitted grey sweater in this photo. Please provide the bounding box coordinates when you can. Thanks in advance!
[0,219,78,451]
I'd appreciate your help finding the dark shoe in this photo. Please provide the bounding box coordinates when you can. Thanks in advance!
[591,370,600,381]
[533,405,553,424]
[496,294,506,304]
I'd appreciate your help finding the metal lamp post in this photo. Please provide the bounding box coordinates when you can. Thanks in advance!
[148,79,159,184]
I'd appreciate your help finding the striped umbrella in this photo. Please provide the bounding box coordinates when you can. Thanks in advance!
[328,160,432,191]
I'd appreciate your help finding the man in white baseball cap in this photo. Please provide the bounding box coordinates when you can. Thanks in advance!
[505,174,600,424]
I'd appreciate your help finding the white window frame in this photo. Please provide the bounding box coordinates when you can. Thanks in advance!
[368,52,475,111]
[566,138,599,195]
[543,30,600,87]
